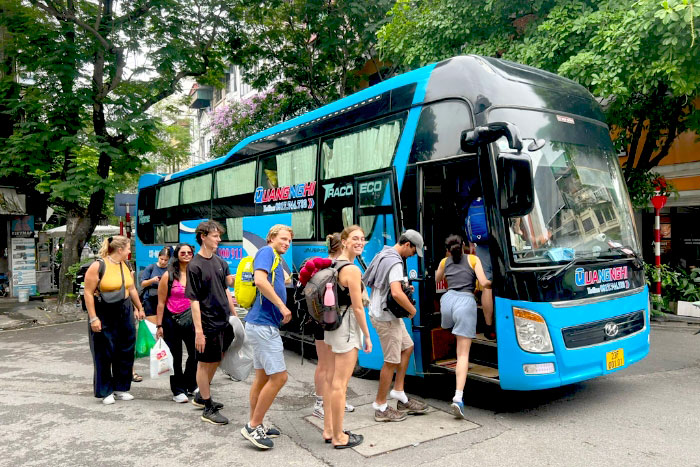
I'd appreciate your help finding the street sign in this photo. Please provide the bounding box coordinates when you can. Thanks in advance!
[114,193,137,217]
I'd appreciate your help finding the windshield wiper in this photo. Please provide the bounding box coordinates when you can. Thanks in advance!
[607,241,644,269]
[538,254,597,287]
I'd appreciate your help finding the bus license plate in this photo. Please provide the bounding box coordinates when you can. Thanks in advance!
[606,348,624,370]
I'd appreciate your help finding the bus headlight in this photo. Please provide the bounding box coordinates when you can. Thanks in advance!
[513,307,553,353]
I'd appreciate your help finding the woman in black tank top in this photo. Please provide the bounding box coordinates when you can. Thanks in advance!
[435,235,491,419]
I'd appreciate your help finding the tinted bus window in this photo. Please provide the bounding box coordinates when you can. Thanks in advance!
[216,161,256,197]
[157,182,180,209]
[137,187,156,244]
[409,101,473,163]
[181,173,212,204]
[155,224,178,243]
[321,118,402,179]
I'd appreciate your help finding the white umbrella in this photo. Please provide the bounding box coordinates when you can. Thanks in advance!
[44,224,121,238]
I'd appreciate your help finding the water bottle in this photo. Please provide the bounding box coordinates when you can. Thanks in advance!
[323,283,335,306]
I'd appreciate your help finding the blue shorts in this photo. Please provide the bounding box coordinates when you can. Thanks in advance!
[245,323,286,375]
[440,290,477,338]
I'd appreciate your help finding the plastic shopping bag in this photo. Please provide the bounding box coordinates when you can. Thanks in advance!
[134,319,156,358]
[220,340,254,381]
[150,338,175,379]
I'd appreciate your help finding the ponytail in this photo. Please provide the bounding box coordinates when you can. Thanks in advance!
[445,234,464,263]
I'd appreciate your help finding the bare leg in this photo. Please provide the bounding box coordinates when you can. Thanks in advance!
[481,288,494,327]
[248,369,269,421]
[392,346,414,392]
[375,361,398,405]
[196,362,218,400]
[249,371,288,427]
[455,336,472,392]
[331,349,358,445]
[322,347,336,440]
[315,340,333,397]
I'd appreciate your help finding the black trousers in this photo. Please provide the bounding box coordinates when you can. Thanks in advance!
[162,309,197,396]
[88,299,136,398]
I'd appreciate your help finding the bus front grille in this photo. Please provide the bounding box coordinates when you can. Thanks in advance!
[561,310,645,349]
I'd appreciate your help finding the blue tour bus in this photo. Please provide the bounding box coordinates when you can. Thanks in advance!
[135,55,649,390]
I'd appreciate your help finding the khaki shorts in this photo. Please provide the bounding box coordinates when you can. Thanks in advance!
[370,317,413,364]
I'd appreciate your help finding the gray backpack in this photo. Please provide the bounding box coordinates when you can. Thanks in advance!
[303,260,351,331]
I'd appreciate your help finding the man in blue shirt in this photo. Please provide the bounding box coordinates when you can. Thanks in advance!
[241,224,293,450]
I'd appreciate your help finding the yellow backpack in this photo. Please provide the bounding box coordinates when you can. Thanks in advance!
[234,250,280,308]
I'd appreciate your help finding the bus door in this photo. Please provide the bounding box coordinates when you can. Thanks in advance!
[417,158,499,381]
[354,170,417,374]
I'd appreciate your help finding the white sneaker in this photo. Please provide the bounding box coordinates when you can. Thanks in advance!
[114,391,134,401]
[312,400,324,419]
[172,393,189,403]
[345,402,355,412]
[102,394,115,405]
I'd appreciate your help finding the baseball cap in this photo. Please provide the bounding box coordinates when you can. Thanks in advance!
[402,229,424,257]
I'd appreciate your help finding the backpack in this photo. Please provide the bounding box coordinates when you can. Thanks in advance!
[76,259,106,310]
[303,260,351,331]
[466,197,489,243]
[234,249,280,309]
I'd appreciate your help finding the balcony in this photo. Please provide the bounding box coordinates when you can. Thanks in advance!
[189,85,213,109]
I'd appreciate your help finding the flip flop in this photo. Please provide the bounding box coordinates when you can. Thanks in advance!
[132,373,143,383]
[333,432,363,449]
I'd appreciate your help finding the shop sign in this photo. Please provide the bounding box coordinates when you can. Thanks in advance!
[11,215,34,238]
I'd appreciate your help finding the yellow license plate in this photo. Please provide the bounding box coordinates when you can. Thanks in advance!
[606,348,624,371]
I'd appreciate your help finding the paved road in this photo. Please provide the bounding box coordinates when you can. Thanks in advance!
[0,321,699,467]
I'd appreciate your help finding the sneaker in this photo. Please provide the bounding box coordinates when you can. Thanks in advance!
[102,394,115,405]
[397,398,429,414]
[345,402,355,412]
[312,400,324,419]
[172,393,189,403]
[201,407,229,425]
[263,424,281,438]
[451,400,465,419]
[114,391,134,401]
[192,391,223,410]
[241,423,274,450]
[374,406,407,422]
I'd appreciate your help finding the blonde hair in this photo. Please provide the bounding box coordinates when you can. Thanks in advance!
[98,235,129,258]
[326,233,342,257]
[266,224,294,243]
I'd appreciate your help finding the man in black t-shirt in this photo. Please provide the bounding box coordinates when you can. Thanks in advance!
[185,220,237,425]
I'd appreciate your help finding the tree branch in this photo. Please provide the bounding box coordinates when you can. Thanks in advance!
[32,0,113,52]
[648,106,684,168]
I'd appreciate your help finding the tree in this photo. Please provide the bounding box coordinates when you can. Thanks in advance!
[229,0,396,109]
[209,86,314,158]
[0,0,238,302]
[378,0,700,178]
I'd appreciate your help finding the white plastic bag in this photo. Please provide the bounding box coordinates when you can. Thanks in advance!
[220,316,253,381]
[150,338,175,379]
[220,339,254,381]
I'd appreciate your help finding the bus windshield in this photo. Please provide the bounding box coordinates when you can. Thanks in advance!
[488,108,639,265]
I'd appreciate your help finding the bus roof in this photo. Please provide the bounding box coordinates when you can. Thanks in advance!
[141,55,602,188]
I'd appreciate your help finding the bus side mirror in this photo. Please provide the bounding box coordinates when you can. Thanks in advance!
[498,153,534,217]
[461,121,523,152]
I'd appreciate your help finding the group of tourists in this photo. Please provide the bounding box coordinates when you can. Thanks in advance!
[84,219,491,450]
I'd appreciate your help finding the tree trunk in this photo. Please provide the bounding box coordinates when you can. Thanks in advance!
[57,216,95,305]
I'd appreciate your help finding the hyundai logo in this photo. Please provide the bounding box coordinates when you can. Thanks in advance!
[604,322,619,337]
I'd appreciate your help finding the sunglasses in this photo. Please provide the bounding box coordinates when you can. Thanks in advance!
[179,251,193,256]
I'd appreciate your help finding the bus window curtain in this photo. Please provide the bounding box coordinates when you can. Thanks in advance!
[292,211,314,239]
[225,217,243,241]
[342,207,353,229]
[322,120,401,179]
[182,174,212,204]
[276,144,317,186]
[156,183,180,209]
[216,162,256,198]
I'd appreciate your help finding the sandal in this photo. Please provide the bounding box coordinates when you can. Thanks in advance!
[324,430,349,443]
[132,373,143,383]
[333,432,363,449]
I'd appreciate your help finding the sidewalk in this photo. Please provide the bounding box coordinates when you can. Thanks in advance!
[0,296,86,331]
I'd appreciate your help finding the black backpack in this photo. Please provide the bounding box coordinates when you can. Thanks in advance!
[384,280,414,318]
[76,259,105,311]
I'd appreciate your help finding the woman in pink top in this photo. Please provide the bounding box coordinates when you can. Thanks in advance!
[156,243,196,403]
